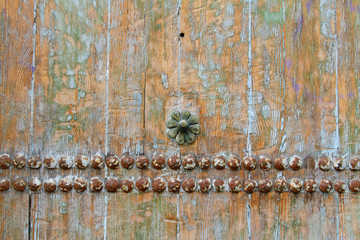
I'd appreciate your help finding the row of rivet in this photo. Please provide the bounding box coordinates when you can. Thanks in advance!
[0,177,359,194]
[1,154,360,171]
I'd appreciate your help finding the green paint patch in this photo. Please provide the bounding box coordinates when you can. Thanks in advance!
[258,8,285,25]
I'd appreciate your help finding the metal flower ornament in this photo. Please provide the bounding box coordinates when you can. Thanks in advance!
[166,110,201,145]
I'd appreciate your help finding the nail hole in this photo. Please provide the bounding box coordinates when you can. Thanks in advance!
[179,32,185,37]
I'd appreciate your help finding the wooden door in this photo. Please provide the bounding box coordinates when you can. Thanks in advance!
[1,0,360,239]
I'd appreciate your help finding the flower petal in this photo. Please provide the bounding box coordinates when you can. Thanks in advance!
[166,118,179,128]
[187,115,199,125]
[181,110,191,120]
[185,131,196,144]
[176,132,185,145]
[188,124,201,135]
[171,111,181,121]
[167,128,179,138]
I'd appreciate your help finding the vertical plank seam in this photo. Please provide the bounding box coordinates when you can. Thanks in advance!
[143,0,147,154]
[104,0,112,239]
[335,0,339,152]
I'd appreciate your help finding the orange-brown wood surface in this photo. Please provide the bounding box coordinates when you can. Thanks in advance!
[1,0,360,239]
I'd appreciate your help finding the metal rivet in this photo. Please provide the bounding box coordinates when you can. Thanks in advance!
[274,156,288,170]
[289,155,303,171]
[182,179,196,193]
[214,179,225,192]
[28,177,42,192]
[105,177,119,193]
[197,156,211,170]
[120,155,134,170]
[258,155,272,171]
[349,179,360,192]
[120,179,134,193]
[213,155,226,170]
[182,154,197,170]
[166,110,201,145]
[44,178,57,193]
[319,179,332,193]
[243,156,257,171]
[198,178,211,193]
[13,177,27,192]
[227,155,241,171]
[167,178,181,193]
[334,180,346,193]
[28,155,42,169]
[273,178,287,193]
[58,178,72,192]
[333,157,346,171]
[0,178,10,192]
[74,155,89,169]
[228,178,241,193]
[167,155,181,170]
[135,156,149,170]
[43,156,57,169]
[12,154,26,169]
[318,156,332,171]
[289,178,303,194]
[258,179,272,193]
[105,155,120,169]
[90,155,105,169]
[244,179,257,193]
[151,155,166,170]
[135,177,150,192]
[152,178,166,193]
[304,179,317,193]
[0,154,11,169]
[73,177,87,193]
[59,155,73,169]
[90,177,103,192]
[349,156,360,170]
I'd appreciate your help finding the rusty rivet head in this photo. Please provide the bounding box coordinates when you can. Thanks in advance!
[318,156,332,171]
[333,157,346,171]
[136,177,150,193]
[166,110,201,145]
[304,179,317,193]
[167,155,181,170]
[73,177,88,193]
[152,155,166,170]
[58,155,73,169]
[12,154,26,169]
[289,155,303,171]
[120,155,134,170]
[43,178,57,193]
[74,155,89,169]
[105,177,120,193]
[0,178,10,191]
[289,178,303,194]
[319,179,332,193]
[28,177,42,192]
[244,179,257,193]
[349,156,360,170]
[28,155,42,169]
[243,156,257,171]
[0,154,11,169]
[105,155,120,169]
[135,156,149,169]
[349,179,360,192]
[90,177,103,192]
[258,155,272,171]
[198,178,211,193]
[213,155,226,170]
[214,179,226,192]
[152,178,166,193]
[182,179,196,193]
[168,178,181,193]
[258,179,272,193]
[120,179,134,193]
[58,178,72,192]
[43,156,57,169]
[13,177,26,192]
[90,155,105,169]
[334,180,347,193]
[274,156,288,170]
[182,154,197,170]
[227,155,241,171]
[274,178,288,193]
[197,156,211,170]
[228,178,241,193]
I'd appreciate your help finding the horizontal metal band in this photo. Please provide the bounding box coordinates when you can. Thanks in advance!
[1,153,360,171]
[0,177,359,194]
